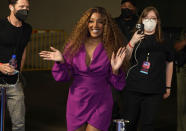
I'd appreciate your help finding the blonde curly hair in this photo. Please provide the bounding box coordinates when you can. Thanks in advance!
[63,7,128,71]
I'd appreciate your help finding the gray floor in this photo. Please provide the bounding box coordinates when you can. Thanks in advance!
[3,71,177,131]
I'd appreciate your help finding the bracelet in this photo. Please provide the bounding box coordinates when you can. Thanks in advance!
[166,86,171,89]
[128,42,134,48]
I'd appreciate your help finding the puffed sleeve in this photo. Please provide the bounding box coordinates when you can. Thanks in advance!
[52,61,73,82]
[108,66,126,91]
[52,43,75,82]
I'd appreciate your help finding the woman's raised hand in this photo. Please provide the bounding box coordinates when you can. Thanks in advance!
[130,31,145,46]
[39,47,64,63]
[111,47,126,74]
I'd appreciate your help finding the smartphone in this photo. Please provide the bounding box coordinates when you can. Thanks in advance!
[136,23,144,34]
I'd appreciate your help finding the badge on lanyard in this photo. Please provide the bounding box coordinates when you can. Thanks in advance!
[140,52,151,75]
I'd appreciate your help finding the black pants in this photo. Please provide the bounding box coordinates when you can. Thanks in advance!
[123,90,162,131]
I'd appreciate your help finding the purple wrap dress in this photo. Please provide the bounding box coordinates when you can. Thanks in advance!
[52,43,126,131]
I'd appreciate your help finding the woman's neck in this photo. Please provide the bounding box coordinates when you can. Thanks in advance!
[144,30,155,35]
[87,37,102,44]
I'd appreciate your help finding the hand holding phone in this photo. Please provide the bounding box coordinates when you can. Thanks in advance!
[136,24,144,34]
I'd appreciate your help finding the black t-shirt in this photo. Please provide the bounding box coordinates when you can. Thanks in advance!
[0,17,32,84]
[126,35,174,94]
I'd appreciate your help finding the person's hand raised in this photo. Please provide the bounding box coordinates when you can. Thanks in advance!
[130,31,145,47]
[39,47,64,63]
[111,47,126,75]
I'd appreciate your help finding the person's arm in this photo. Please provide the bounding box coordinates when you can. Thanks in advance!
[166,61,173,87]
[126,31,144,59]
[126,41,135,59]
[109,67,126,91]
[20,47,27,72]
[52,61,73,82]
[39,46,72,81]
[109,47,126,90]
[163,61,173,99]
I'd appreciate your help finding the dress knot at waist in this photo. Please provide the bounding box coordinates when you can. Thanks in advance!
[72,75,108,90]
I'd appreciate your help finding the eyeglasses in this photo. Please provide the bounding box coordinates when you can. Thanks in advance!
[143,18,157,22]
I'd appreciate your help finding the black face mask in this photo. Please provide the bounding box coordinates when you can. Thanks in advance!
[121,8,134,19]
[15,9,29,21]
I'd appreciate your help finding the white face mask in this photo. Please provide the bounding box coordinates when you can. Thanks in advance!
[142,19,157,32]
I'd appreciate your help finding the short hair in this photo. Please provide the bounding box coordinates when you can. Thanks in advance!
[8,0,18,5]
[121,0,136,6]
[8,0,29,5]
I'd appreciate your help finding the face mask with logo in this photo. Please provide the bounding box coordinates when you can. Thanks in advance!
[142,19,157,32]
[15,9,29,21]
[121,8,134,18]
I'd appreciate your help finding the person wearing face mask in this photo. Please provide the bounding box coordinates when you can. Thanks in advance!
[111,0,138,122]
[0,0,32,130]
[114,0,138,43]
[122,6,174,131]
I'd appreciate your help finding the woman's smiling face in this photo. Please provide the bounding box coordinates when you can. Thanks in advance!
[88,12,104,38]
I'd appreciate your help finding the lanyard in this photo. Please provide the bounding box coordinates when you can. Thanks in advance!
[146,52,150,61]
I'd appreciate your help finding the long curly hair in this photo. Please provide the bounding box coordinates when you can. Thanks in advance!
[63,7,128,71]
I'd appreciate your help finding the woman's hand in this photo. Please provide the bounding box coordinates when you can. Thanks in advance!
[130,31,145,47]
[163,89,171,99]
[39,47,64,63]
[111,47,126,75]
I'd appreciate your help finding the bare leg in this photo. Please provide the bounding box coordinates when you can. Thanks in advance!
[75,124,86,131]
[86,124,101,131]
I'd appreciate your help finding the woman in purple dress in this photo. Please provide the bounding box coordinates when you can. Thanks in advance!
[40,7,128,131]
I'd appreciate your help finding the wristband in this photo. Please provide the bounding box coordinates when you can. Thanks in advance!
[166,86,171,89]
[128,42,134,48]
